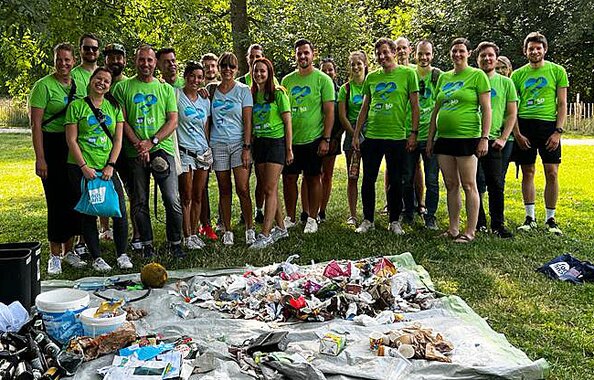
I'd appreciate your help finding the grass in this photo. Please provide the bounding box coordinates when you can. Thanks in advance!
[1,133,594,379]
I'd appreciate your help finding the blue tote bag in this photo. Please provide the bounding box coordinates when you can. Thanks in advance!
[74,172,122,217]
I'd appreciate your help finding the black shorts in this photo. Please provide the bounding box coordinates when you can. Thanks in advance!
[283,138,323,176]
[253,137,286,165]
[433,137,479,157]
[513,118,561,165]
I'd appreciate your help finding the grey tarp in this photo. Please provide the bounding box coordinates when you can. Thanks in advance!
[42,253,549,379]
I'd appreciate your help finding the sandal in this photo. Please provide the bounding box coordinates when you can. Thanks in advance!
[438,230,459,239]
[454,234,474,243]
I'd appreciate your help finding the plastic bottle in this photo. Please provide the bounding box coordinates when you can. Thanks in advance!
[349,149,361,179]
[170,302,195,319]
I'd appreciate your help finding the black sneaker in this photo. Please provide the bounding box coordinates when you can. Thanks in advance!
[74,243,90,259]
[300,211,308,223]
[318,210,326,223]
[130,238,143,251]
[493,226,513,238]
[545,217,563,235]
[170,243,186,259]
[401,213,414,225]
[142,244,155,259]
[476,224,488,233]
[255,209,264,224]
[518,216,537,232]
[423,215,438,230]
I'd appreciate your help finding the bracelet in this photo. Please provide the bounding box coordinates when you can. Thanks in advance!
[480,136,489,140]
[106,162,116,168]
[79,163,87,169]
[410,130,419,135]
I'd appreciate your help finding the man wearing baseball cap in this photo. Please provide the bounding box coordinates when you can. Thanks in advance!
[104,43,128,84]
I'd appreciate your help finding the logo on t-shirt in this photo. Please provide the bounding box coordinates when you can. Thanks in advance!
[87,114,113,146]
[133,93,158,115]
[212,99,235,116]
[352,94,363,105]
[490,88,497,98]
[253,103,271,123]
[524,77,548,107]
[290,86,311,104]
[375,82,396,101]
[184,106,206,120]
[442,81,464,97]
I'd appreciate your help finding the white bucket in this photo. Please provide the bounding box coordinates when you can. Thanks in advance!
[80,307,127,337]
[35,288,90,343]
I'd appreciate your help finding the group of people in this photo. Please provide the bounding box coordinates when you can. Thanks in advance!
[29,31,568,275]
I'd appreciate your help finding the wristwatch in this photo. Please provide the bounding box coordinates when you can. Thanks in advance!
[480,136,489,140]
[106,162,116,168]
[322,137,331,143]
[151,135,160,145]
[555,127,564,134]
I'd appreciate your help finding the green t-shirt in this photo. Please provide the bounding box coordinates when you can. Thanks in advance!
[113,74,129,86]
[171,76,185,89]
[338,81,364,125]
[416,68,441,141]
[112,76,177,157]
[71,66,94,95]
[281,69,335,145]
[511,61,569,122]
[64,98,124,169]
[362,66,419,140]
[253,88,290,139]
[435,67,490,139]
[28,74,86,133]
[488,73,518,140]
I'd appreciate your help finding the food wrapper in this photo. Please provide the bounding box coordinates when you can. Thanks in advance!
[323,260,352,279]
[94,299,125,318]
[372,257,397,277]
[319,333,346,356]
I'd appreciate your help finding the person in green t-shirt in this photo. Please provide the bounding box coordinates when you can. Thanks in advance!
[249,57,293,248]
[402,40,442,230]
[281,39,335,234]
[112,44,183,259]
[475,41,518,239]
[338,50,368,226]
[352,37,420,235]
[64,67,132,272]
[71,33,100,96]
[29,42,87,275]
[157,47,185,88]
[511,32,568,235]
[495,55,516,186]
[426,38,492,243]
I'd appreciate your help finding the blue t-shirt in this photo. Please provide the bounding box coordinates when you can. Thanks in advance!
[176,89,210,154]
[210,82,253,144]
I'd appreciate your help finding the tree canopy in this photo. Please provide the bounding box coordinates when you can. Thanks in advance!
[1,0,592,102]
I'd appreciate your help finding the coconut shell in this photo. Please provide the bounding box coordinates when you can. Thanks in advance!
[141,263,168,288]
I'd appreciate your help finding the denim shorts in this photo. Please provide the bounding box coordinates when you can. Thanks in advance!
[180,149,211,173]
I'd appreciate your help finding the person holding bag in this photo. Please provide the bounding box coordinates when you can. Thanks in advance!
[65,67,131,272]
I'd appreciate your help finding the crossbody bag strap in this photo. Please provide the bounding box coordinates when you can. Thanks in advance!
[42,80,77,127]
[84,96,113,141]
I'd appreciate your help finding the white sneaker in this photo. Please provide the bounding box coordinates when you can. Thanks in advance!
[346,216,358,226]
[47,255,62,275]
[389,221,405,235]
[271,226,289,242]
[185,235,205,249]
[249,233,274,249]
[92,257,112,272]
[63,251,87,268]
[303,217,318,233]
[283,216,296,229]
[223,231,234,246]
[245,229,256,245]
[99,229,114,241]
[355,219,375,233]
[117,254,133,269]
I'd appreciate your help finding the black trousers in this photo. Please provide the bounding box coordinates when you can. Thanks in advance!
[477,142,505,229]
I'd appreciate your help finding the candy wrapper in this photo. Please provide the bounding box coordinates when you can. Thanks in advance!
[373,258,397,277]
[323,260,352,279]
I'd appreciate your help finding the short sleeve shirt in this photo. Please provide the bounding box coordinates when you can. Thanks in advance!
[435,67,490,138]
[511,61,569,122]
[488,73,518,139]
[362,66,419,140]
[112,76,177,157]
[253,88,290,139]
[28,74,86,133]
[210,82,253,144]
[71,66,93,95]
[338,81,364,125]
[176,89,210,154]
[416,68,441,141]
[281,69,335,145]
[64,98,124,169]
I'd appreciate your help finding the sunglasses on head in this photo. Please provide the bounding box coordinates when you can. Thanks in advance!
[83,45,99,52]
[220,63,237,70]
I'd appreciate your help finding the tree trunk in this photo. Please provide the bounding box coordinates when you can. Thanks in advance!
[230,0,249,75]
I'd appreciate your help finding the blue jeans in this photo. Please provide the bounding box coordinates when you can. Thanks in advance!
[127,151,182,245]
[402,141,439,217]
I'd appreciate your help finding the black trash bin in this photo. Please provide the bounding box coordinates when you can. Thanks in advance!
[0,248,33,309]
[0,242,42,303]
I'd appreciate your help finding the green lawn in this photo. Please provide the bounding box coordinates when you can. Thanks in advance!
[1,133,594,379]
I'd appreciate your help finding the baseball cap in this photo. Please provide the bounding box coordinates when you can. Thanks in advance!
[103,43,126,56]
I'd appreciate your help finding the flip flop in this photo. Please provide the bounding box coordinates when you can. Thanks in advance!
[438,230,459,239]
[454,234,474,243]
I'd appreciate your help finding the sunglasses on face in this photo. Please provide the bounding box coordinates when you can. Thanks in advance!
[220,63,237,70]
[83,45,99,52]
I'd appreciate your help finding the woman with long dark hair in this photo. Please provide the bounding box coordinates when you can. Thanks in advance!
[65,67,129,271]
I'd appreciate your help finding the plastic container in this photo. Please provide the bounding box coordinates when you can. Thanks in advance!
[0,242,42,306]
[80,307,127,337]
[35,289,90,343]
[0,248,32,309]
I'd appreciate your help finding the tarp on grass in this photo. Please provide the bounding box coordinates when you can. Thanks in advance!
[43,253,549,379]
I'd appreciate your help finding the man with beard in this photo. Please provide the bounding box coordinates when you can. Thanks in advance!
[281,39,335,234]
[157,47,184,88]
[475,41,517,238]
[511,32,568,235]
[201,53,219,85]
[71,33,100,94]
[112,45,184,258]
[104,43,128,84]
